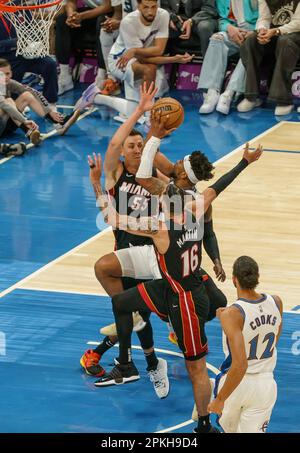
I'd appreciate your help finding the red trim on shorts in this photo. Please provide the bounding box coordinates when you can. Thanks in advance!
[157,253,185,294]
[137,283,168,320]
[202,274,209,282]
[178,291,208,358]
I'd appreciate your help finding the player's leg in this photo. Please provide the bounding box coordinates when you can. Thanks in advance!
[237,376,277,433]
[169,286,217,432]
[94,285,153,386]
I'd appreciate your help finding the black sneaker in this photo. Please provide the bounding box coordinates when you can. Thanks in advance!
[193,426,221,434]
[94,362,140,387]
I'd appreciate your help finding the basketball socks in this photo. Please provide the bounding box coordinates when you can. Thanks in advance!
[94,93,138,118]
[197,415,211,433]
[94,336,116,356]
[144,350,159,371]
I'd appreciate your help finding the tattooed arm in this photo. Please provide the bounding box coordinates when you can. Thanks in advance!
[88,153,109,221]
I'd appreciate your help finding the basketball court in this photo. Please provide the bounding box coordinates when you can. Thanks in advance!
[0,88,299,433]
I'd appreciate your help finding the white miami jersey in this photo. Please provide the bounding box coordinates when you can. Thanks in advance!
[222,294,281,374]
[110,8,169,57]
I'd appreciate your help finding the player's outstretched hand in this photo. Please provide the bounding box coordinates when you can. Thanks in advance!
[138,82,158,113]
[213,259,226,282]
[243,142,263,164]
[88,152,102,184]
[208,398,224,416]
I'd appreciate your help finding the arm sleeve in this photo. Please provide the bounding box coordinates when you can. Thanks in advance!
[209,158,249,196]
[136,136,161,178]
[279,4,300,34]
[256,0,271,30]
[203,219,221,262]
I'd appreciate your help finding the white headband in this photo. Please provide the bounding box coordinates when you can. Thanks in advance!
[183,155,199,185]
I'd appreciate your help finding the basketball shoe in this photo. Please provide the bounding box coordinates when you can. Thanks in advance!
[74,83,100,111]
[100,79,121,96]
[148,358,169,399]
[100,312,146,336]
[94,362,140,386]
[80,349,106,377]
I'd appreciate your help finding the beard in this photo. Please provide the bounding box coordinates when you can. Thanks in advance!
[141,12,155,23]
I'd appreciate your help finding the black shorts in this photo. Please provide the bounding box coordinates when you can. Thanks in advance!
[200,269,228,321]
[138,279,209,361]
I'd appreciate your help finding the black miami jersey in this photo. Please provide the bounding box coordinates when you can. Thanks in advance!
[107,162,158,250]
[156,218,203,292]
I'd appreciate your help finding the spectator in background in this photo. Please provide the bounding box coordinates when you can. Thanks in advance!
[238,0,300,116]
[0,58,75,144]
[74,0,193,120]
[162,0,218,56]
[198,0,258,115]
[56,0,114,95]
[0,18,58,108]
[96,1,122,94]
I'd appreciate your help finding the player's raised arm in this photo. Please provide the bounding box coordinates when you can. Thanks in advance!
[203,143,263,212]
[103,82,158,180]
[208,307,248,415]
[136,111,175,195]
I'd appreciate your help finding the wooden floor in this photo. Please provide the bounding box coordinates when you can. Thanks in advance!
[20,122,300,311]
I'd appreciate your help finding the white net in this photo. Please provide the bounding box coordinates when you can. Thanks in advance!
[1,0,63,58]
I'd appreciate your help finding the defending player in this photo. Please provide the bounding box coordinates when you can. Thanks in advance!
[80,83,170,399]
[94,141,263,434]
[208,256,282,433]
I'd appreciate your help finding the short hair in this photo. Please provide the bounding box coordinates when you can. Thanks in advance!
[233,256,259,290]
[137,0,158,3]
[128,129,143,139]
[0,58,10,68]
[189,151,215,182]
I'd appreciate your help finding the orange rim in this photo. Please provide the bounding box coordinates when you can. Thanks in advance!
[0,0,63,12]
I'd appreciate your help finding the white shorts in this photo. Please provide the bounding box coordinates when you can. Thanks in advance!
[216,373,277,433]
[108,54,169,102]
[114,244,162,280]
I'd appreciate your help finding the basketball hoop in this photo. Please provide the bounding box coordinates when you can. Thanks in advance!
[0,0,63,58]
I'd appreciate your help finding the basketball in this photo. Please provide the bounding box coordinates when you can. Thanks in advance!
[151,97,184,130]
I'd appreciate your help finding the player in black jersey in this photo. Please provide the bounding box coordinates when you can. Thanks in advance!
[98,108,227,339]
[94,142,263,434]
[80,83,171,399]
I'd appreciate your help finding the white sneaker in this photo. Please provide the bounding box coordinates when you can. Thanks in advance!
[58,76,74,96]
[99,312,146,336]
[297,106,300,113]
[216,92,233,115]
[274,104,293,116]
[148,358,169,399]
[237,98,262,112]
[199,89,220,114]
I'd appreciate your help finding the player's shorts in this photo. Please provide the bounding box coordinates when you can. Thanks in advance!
[138,279,209,361]
[108,54,169,102]
[108,53,136,86]
[215,372,277,433]
[114,244,162,280]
